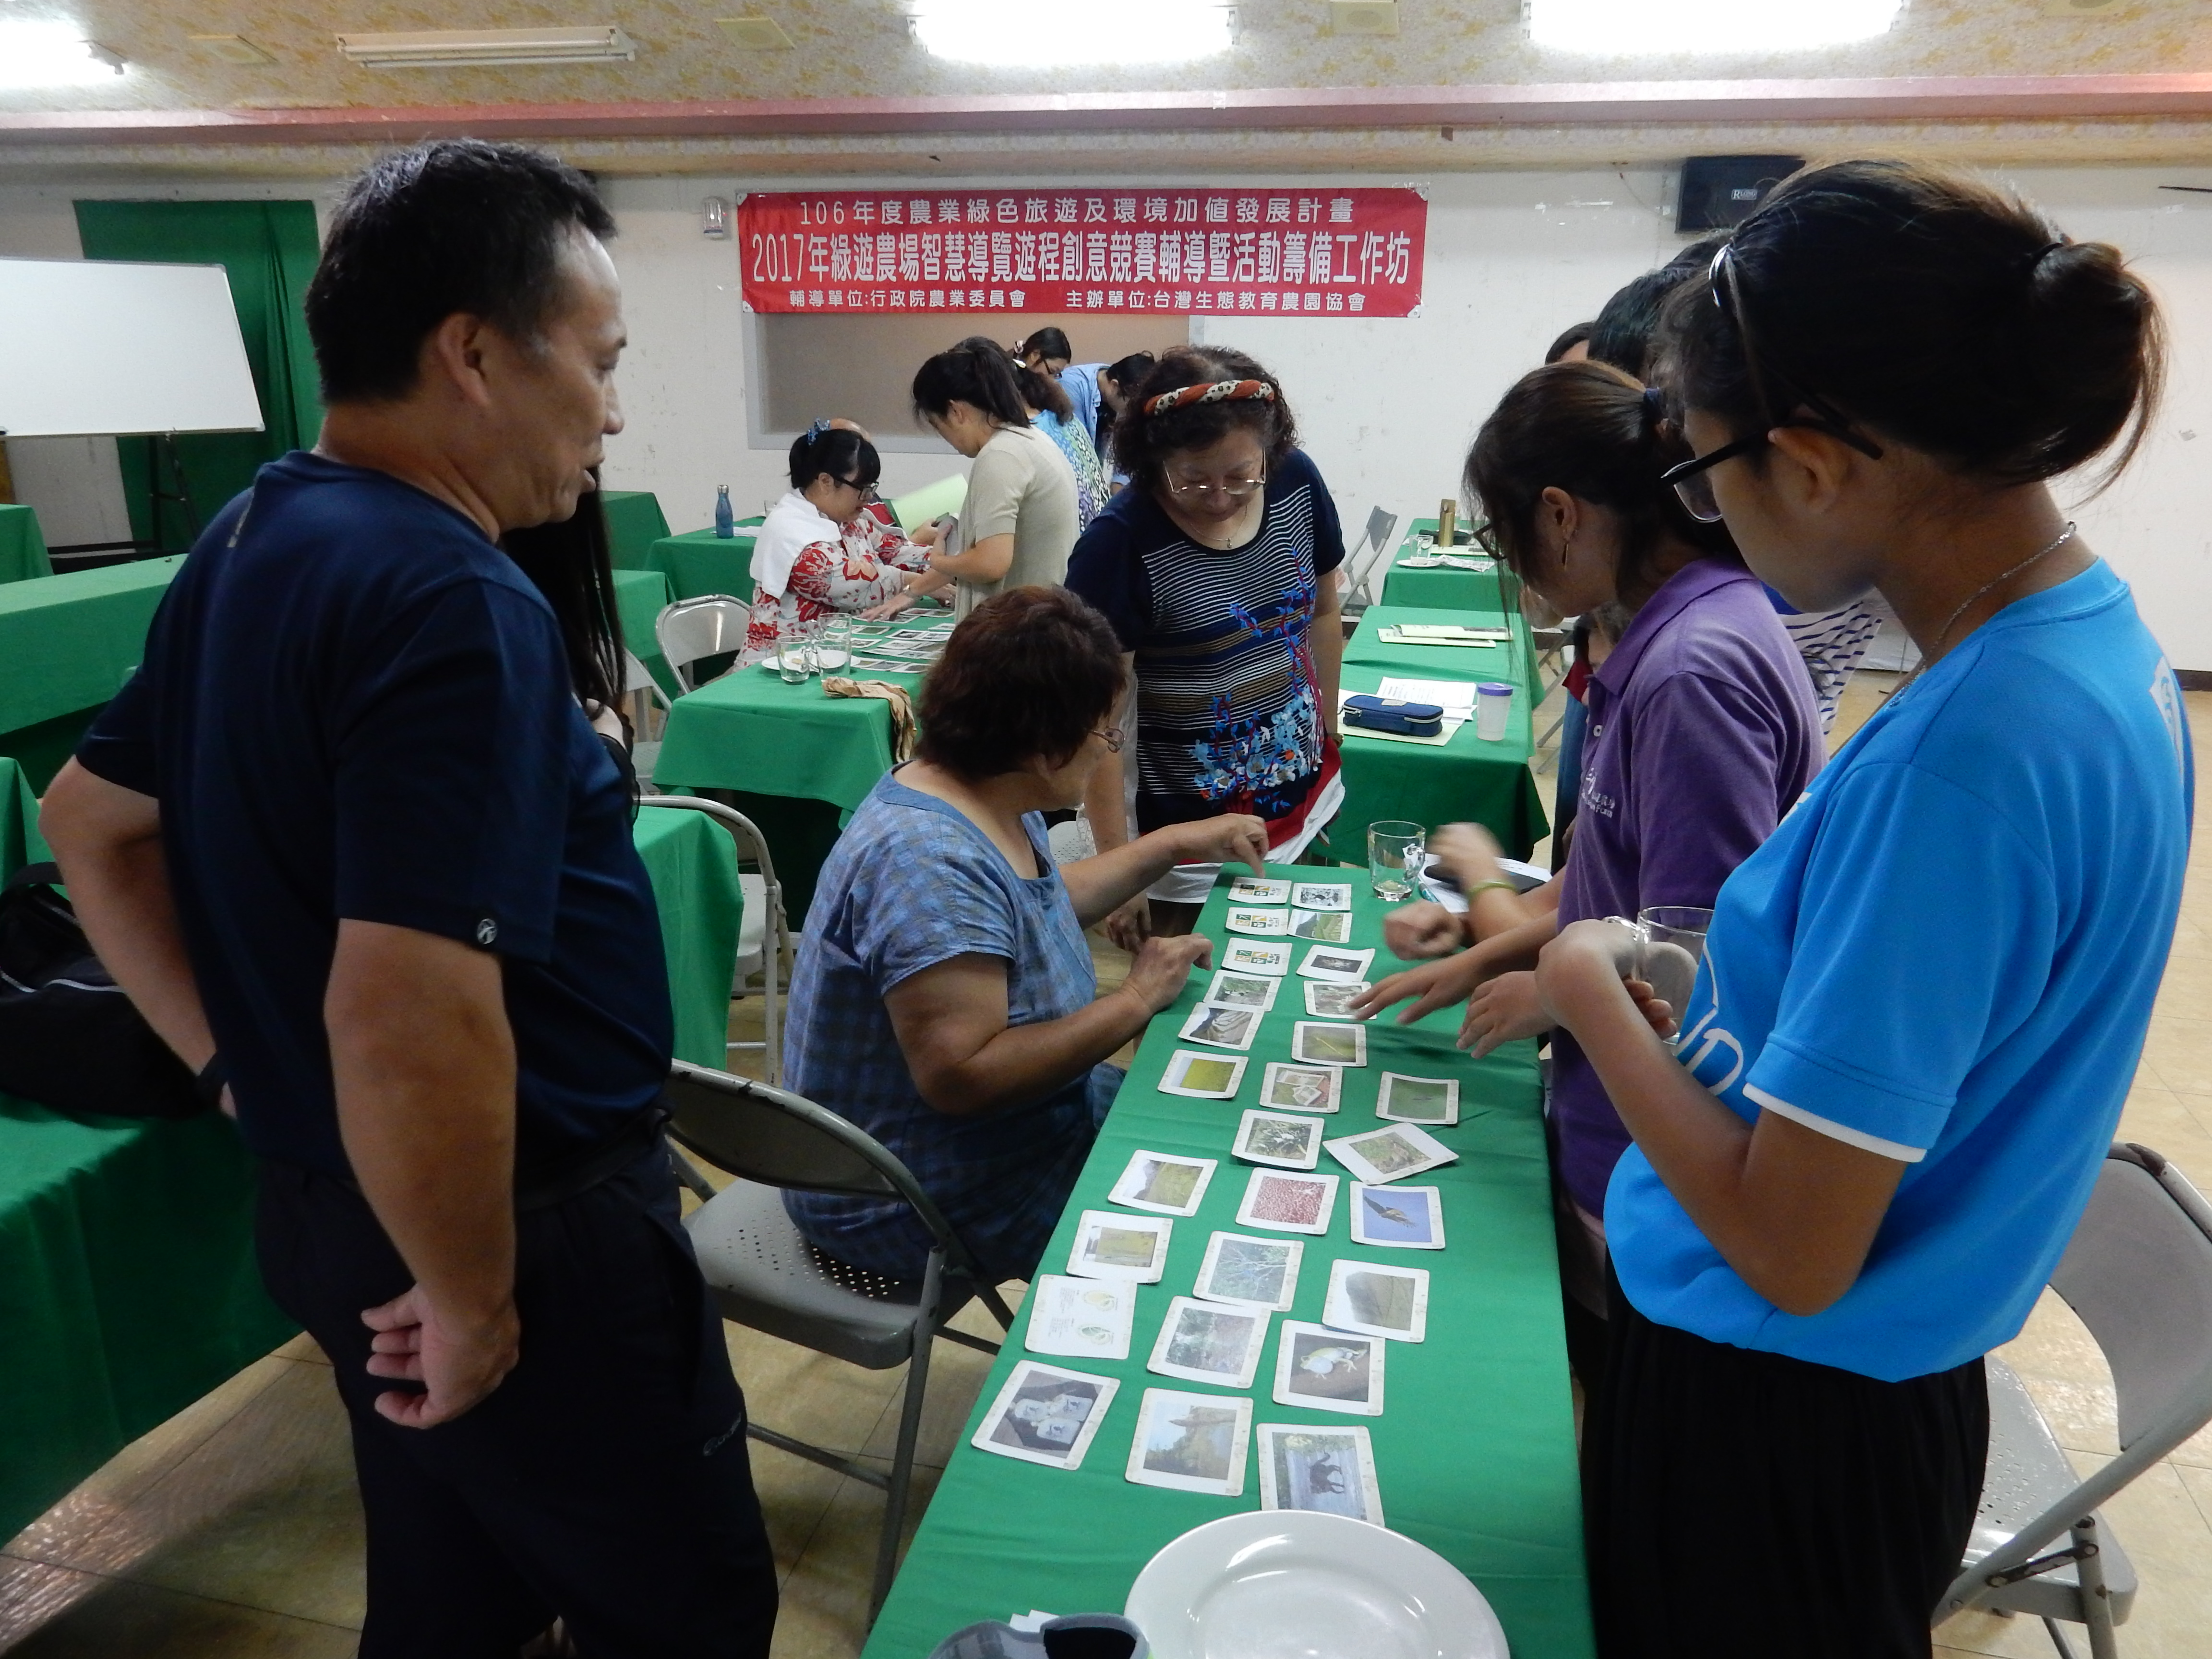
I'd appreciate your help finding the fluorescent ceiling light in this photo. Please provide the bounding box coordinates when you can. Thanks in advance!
[1528,0,1901,55]
[336,27,637,69]
[0,20,126,88]
[911,0,1231,67]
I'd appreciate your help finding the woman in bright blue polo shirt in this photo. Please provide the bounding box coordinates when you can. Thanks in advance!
[1537,160,2191,1656]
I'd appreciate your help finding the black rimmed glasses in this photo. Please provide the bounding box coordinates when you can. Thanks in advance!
[1658,244,1884,523]
[838,476,881,506]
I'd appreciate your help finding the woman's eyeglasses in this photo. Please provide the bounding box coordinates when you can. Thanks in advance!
[1091,726,1125,753]
[838,477,881,505]
[1165,471,1266,502]
[1658,244,1883,524]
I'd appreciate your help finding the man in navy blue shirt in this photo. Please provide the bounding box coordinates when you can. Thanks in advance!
[43,141,775,1656]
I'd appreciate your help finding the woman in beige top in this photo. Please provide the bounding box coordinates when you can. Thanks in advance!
[885,337,1080,619]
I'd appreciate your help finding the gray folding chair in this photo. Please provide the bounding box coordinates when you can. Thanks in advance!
[621,649,672,788]
[1339,505,1401,612]
[663,1060,1015,1622]
[1936,1142,2212,1659]
[637,796,791,1085]
[655,595,753,691]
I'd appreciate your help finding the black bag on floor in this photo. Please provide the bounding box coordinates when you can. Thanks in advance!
[0,862,200,1118]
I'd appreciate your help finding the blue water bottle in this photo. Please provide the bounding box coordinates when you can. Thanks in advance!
[714,484,734,539]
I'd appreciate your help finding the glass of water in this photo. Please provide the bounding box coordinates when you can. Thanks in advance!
[820,613,851,671]
[1635,905,1713,1023]
[777,624,810,685]
[1367,820,1426,901]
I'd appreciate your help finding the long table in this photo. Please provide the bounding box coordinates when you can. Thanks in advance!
[0,503,53,584]
[863,871,1594,1657]
[635,526,762,603]
[599,489,671,570]
[0,558,183,789]
[0,757,742,1542]
[1376,518,1516,614]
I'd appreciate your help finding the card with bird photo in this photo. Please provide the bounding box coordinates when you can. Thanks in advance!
[1302,981,1368,1020]
[1296,946,1375,984]
[1227,876,1293,906]
[972,1360,1120,1470]
[1322,1258,1431,1343]
[1108,1150,1217,1216]
[1067,1210,1173,1283]
[1194,1230,1304,1312]
[1180,1001,1262,1052]
[1157,1049,1247,1099]
[1127,1389,1253,1497]
[1347,1183,1446,1250]
[1221,939,1293,977]
[1272,1321,1386,1416]
[1205,968,1282,1011]
[1325,1123,1457,1186]
[1260,1060,1343,1114]
[1232,1109,1324,1170]
[1256,1423,1384,1525]
[1147,1294,1271,1390]
[1291,1021,1368,1068]
[1376,1072,1460,1127]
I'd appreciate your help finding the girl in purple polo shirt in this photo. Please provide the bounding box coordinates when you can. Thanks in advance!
[1356,360,1822,1381]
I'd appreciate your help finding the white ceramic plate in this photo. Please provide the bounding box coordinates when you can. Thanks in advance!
[1125,1510,1506,1659]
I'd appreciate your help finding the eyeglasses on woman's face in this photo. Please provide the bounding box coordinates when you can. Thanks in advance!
[1090,725,1125,753]
[835,476,881,505]
[1163,468,1267,503]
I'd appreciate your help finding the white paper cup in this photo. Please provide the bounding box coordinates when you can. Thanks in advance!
[1475,682,1515,742]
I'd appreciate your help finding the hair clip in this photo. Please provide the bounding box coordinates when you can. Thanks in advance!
[805,418,831,442]
[1641,385,1667,425]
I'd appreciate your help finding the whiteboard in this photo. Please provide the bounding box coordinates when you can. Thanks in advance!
[0,257,265,438]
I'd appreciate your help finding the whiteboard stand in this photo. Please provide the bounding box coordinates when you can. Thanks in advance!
[144,435,200,552]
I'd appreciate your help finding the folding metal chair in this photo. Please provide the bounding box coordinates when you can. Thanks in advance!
[637,796,790,1085]
[655,595,753,691]
[1339,505,1402,612]
[621,649,672,788]
[663,1060,1014,1623]
[1936,1142,2212,1659]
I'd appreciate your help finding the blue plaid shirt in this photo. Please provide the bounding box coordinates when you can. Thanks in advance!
[784,773,1114,1281]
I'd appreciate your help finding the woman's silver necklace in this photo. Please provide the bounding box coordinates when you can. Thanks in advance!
[1893,521,2077,694]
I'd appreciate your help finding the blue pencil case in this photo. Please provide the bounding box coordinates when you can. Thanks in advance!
[1343,694,1444,737]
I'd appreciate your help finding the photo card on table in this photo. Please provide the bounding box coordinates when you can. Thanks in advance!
[1234,1168,1340,1236]
[1108,1150,1217,1216]
[1260,1060,1343,1114]
[1288,908,1353,944]
[1227,876,1292,906]
[1322,1258,1431,1343]
[1303,980,1368,1020]
[1297,946,1376,984]
[1226,907,1290,938]
[1205,968,1282,1011]
[1147,1294,1270,1391]
[1128,1388,1253,1497]
[1272,1321,1386,1417]
[1291,881,1353,912]
[1291,1021,1368,1068]
[1158,1049,1247,1100]
[973,1360,1120,1469]
[1022,1274,1137,1362]
[1067,1209,1173,1282]
[1232,1109,1324,1171]
[1194,1230,1304,1312]
[1256,1423,1384,1525]
[1179,1002,1261,1052]
[1376,1072,1460,1127]
[1326,1123,1457,1186]
[1348,1183,1446,1250]
[1221,940,1293,977]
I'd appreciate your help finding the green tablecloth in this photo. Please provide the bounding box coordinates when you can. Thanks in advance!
[1376,517,1514,613]
[633,802,744,1069]
[599,489,671,570]
[863,871,1594,1659]
[611,566,678,699]
[1334,661,1549,861]
[0,503,54,584]
[640,528,760,603]
[656,656,916,816]
[0,558,182,789]
[1345,603,1542,709]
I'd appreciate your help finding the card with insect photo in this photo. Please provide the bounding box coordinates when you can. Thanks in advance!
[1297,946,1376,984]
[1256,1423,1383,1525]
[1227,876,1292,906]
[1376,1072,1460,1127]
[1288,908,1353,944]
[1348,1183,1446,1250]
[1291,1021,1368,1068]
[972,1360,1120,1469]
[1271,1321,1385,1417]
[1226,907,1289,938]
[1326,1123,1457,1186]
[1205,968,1282,1011]
[1109,1150,1218,1217]
[1067,1209,1173,1282]
[1234,1168,1340,1236]
[1147,1294,1271,1390]
[1194,1230,1304,1312]
[1290,881,1353,912]
[1158,1049,1247,1100]
[1221,940,1293,978]
[1302,981,1368,1020]
[1180,1001,1261,1052]
[1233,1109,1323,1171]
[1260,1060,1343,1114]
[1127,1388,1253,1497]
[1022,1274,1138,1361]
[1322,1258,1431,1343]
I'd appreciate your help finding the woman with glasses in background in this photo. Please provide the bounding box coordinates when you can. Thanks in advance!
[745,423,934,656]
[1541,161,2187,1656]
[1066,347,1347,944]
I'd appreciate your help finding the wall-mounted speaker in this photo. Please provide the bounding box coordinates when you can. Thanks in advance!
[1677,156,1805,233]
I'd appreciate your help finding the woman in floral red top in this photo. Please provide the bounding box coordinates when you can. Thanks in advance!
[746,425,934,655]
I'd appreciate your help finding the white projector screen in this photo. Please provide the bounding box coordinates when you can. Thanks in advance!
[0,256,264,439]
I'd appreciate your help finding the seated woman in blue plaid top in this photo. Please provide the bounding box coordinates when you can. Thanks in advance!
[783,588,1268,1282]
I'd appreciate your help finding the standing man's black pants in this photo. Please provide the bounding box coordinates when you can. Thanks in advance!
[256,1143,778,1658]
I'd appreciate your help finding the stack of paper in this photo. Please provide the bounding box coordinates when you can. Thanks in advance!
[1375,623,1510,649]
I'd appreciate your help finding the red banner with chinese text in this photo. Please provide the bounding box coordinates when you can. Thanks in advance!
[737,187,1427,319]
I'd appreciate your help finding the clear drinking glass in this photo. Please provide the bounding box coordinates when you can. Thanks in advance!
[777,624,809,685]
[1367,820,1426,901]
[1635,905,1713,1026]
[819,613,851,672]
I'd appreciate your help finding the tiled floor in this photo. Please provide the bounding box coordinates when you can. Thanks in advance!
[3,685,2208,1659]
